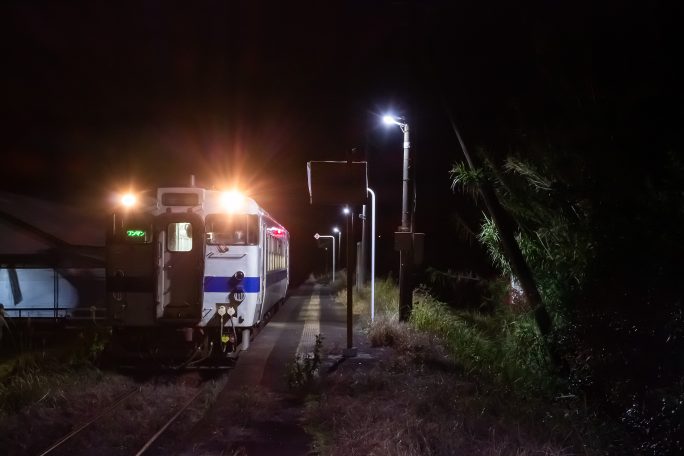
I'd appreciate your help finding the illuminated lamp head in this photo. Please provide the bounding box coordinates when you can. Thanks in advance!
[382,115,396,125]
[220,190,244,212]
[120,193,137,208]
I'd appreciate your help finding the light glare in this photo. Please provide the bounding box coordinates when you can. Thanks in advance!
[221,190,244,212]
[342,207,350,215]
[121,193,136,207]
[382,115,396,125]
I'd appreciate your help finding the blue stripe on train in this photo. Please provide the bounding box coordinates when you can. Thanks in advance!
[204,276,260,293]
[203,270,287,293]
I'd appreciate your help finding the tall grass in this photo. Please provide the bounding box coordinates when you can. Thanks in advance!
[338,276,399,323]
[352,278,561,399]
[410,288,557,394]
[0,327,107,415]
[317,277,581,455]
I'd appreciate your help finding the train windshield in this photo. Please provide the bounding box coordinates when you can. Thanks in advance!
[205,214,259,245]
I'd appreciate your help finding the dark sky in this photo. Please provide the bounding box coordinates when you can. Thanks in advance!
[2,1,681,282]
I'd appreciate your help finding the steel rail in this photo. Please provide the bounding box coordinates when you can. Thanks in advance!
[134,386,206,455]
[38,387,141,456]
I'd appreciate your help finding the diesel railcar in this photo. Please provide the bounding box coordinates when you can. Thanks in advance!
[106,186,289,364]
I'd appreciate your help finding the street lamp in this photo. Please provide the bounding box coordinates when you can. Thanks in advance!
[332,227,341,256]
[382,114,410,231]
[383,113,413,321]
[340,207,351,271]
[314,233,335,284]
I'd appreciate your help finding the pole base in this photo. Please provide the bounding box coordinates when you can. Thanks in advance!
[342,347,358,358]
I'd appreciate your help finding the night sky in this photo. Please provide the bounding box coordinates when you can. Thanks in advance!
[2,1,681,284]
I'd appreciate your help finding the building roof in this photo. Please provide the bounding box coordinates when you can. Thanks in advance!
[0,192,104,264]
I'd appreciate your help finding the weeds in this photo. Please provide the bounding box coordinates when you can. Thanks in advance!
[315,278,599,453]
[306,320,577,455]
[411,288,558,394]
[0,326,108,415]
[287,334,323,391]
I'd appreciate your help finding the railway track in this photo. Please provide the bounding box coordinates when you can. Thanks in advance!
[37,373,216,456]
[38,388,141,456]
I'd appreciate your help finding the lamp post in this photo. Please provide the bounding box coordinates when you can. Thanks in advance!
[314,233,335,284]
[367,187,376,322]
[332,227,342,260]
[383,114,413,321]
[341,206,351,269]
[383,115,411,231]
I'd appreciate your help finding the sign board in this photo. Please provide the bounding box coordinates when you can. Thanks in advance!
[307,161,368,205]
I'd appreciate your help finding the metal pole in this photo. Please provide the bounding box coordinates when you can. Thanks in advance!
[359,205,366,286]
[398,122,413,321]
[314,234,336,284]
[367,187,376,322]
[401,123,410,231]
[336,231,341,261]
[356,241,361,290]
[346,208,354,350]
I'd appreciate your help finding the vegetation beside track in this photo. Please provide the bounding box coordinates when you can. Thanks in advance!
[0,326,108,416]
[303,276,613,455]
[0,327,227,455]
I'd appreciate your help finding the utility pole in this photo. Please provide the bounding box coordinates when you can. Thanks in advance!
[383,116,414,322]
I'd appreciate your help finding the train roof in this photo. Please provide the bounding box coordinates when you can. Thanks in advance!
[136,187,287,232]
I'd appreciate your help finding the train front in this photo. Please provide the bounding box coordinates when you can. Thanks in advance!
[105,187,260,366]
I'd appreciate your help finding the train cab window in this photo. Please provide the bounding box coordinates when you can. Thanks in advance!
[206,214,259,245]
[167,223,193,252]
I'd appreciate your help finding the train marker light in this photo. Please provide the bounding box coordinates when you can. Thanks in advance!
[121,193,137,207]
[220,190,244,212]
[268,227,286,238]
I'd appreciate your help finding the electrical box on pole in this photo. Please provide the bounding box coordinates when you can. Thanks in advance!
[394,231,425,266]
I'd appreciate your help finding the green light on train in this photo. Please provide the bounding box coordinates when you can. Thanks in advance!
[126,230,146,238]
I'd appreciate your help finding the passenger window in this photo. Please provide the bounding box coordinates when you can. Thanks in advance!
[168,223,193,252]
[205,214,259,245]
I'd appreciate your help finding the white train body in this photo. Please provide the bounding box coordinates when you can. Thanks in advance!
[107,187,289,357]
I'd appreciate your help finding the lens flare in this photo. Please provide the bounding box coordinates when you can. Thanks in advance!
[121,193,137,207]
[220,190,244,212]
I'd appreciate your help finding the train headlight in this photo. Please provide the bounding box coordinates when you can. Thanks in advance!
[234,270,245,281]
[120,193,137,208]
[220,190,244,212]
